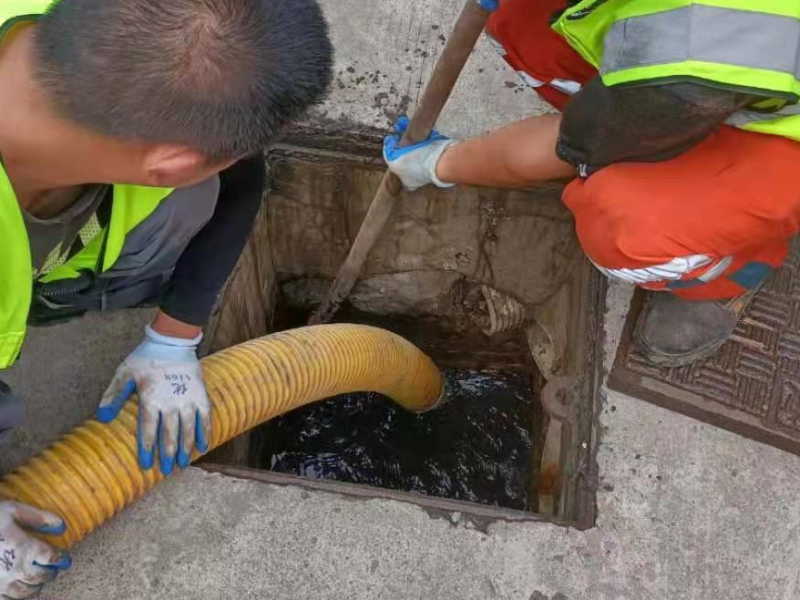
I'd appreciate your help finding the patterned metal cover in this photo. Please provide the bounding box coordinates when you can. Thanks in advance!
[609,245,800,455]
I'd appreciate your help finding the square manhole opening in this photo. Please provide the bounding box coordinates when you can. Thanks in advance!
[201,135,605,529]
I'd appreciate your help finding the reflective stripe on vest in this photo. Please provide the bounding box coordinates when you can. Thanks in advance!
[725,101,800,141]
[552,0,800,141]
[38,213,103,275]
[37,184,173,284]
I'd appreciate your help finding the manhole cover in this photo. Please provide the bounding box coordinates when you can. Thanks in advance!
[609,244,800,455]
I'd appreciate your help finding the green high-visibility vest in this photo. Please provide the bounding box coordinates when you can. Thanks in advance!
[0,0,173,368]
[552,0,800,141]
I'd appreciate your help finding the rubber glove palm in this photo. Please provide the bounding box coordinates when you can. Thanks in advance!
[0,502,71,600]
[97,326,211,475]
[383,116,458,191]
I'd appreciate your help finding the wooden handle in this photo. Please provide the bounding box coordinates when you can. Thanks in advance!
[309,0,492,325]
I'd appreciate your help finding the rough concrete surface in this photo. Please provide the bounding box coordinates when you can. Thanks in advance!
[0,309,152,473]
[6,1,800,598]
[302,0,552,138]
[38,353,800,599]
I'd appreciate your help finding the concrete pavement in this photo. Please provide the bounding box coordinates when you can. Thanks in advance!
[5,1,800,598]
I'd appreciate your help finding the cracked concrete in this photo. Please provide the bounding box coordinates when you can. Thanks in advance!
[4,1,800,598]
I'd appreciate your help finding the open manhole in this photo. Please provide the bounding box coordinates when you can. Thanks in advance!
[201,128,605,529]
[258,369,537,511]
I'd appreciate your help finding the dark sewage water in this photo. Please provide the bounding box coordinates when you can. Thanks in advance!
[257,369,538,511]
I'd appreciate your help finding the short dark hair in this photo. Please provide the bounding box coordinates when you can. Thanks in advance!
[34,0,333,159]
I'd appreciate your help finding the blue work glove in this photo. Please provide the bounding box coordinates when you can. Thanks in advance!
[383,116,458,191]
[478,0,499,11]
[0,501,71,599]
[97,325,211,476]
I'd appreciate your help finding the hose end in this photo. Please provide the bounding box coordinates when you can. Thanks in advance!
[413,376,450,414]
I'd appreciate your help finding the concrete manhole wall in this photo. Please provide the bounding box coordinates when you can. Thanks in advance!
[203,135,605,529]
[268,136,581,315]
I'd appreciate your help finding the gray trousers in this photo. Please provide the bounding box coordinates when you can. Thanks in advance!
[0,381,21,443]
[31,176,220,323]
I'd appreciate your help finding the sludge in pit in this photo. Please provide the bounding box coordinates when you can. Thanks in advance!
[254,369,538,511]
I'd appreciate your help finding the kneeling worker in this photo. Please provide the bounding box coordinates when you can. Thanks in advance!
[385,0,800,366]
[0,0,332,596]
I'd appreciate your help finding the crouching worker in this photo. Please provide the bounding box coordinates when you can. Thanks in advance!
[385,0,800,367]
[0,0,332,595]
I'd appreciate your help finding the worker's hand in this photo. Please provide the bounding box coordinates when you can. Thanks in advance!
[477,0,500,11]
[383,116,458,191]
[96,326,210,476]
[0,501,72,599]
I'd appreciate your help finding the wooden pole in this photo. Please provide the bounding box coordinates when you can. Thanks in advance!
[308,0,492,325]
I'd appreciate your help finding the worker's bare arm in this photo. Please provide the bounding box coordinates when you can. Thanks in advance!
[385,78,755,192]
[436,114,576,187]
[150,310,203,340]
[383,114,575,191]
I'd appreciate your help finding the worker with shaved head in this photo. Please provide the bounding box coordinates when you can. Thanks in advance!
[0,0,331,595]
[386,0,800,366]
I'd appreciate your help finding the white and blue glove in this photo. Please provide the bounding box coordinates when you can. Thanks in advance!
[96,326,211,476]
[383,116,458,191]
[0,501,71,599]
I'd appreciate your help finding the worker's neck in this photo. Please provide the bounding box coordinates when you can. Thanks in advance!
[0,26,97,209]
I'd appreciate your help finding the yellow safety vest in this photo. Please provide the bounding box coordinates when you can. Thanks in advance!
[553,0,800,142]
[0,0,173,367]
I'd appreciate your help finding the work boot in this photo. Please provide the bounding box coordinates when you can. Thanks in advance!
[635,288,760,367]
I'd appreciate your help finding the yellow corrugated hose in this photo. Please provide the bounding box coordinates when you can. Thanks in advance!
[0,324,443,549]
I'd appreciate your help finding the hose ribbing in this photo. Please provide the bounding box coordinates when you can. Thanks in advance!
[0,325,443,548]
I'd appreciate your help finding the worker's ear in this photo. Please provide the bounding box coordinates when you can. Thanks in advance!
[142,145,232,188]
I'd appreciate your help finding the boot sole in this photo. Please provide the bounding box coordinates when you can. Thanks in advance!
[638,338,728,368]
